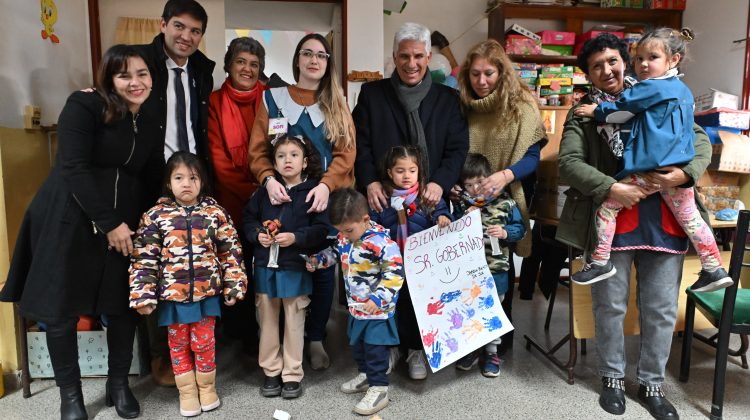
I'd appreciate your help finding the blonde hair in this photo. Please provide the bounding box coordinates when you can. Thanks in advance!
[292,33,355,150]
[457,39,537,125]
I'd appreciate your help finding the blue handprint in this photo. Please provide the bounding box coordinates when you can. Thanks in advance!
[440,290,462,303]
[427,341,442,369]
[483,277,495,290]
[483,316,503,331]
[478,294,495,310]
[462,306,476,319]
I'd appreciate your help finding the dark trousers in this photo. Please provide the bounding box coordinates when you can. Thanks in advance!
[305,265,335,341]
[46,312,137,387]
[147,311,169,359]
[351,340,389,386]
[395,280,422,351]
[519,224,568,300]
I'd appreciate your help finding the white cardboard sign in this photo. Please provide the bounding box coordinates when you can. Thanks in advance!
[404,211,514,372]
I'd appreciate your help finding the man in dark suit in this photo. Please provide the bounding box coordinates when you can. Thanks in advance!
[134,0,215,388]
[352,22,468,381]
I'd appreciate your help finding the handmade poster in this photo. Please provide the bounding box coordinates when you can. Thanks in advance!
[404,211,514,372]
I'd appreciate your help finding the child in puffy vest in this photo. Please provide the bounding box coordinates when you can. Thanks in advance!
[452,153,525,377]
[129,151,247,417]
[307,188,404,416]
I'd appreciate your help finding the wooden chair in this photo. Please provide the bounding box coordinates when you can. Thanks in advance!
[679,209,750,420]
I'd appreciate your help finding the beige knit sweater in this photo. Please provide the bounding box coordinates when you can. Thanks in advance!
[465,90,546,257]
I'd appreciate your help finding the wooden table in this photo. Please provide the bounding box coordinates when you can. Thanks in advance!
[711,214,738,251]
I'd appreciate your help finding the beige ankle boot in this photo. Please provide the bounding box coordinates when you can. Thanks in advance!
[175,371,201,417]
[195,370,220,411]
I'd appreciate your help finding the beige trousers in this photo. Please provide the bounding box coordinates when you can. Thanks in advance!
[257,293,310,382]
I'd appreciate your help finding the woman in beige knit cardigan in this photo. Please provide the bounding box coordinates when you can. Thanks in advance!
[455,39,546,352]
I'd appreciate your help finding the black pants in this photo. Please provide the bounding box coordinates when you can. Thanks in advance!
[46,312,138,387]
[352,340,389,386]
[518,224,568,300]
[395,280,422,351]
[305,265,335,341]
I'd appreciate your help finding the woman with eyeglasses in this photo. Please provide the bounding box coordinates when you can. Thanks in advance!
[248,33,356,374]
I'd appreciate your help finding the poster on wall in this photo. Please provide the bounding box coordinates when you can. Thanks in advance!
[40,0,61,43]
[404,211,513,372]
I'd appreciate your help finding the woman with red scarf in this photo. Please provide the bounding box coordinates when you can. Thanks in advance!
[207,36,266,345]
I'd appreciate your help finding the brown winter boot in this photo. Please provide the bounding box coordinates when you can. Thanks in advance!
[151,355,176,387]
[175,371,201,417]
[195,370,220,412]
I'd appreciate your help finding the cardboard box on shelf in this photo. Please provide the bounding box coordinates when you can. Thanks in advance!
[648,0,686,9]
[695,108,750,130]
[516,70,538,78]
[696,170,740,188]
[506,34,542,55]
[574,31,624,55]
[707,131,750,174]
[540,86,574,96]
[538,77,573,87]
[703,126,743,144]
[541,65,575,74]
[536,30,576,45]
[602,0,644,7]
[541,45,574,56]
[695,89,739,112]
[506,23,541,41]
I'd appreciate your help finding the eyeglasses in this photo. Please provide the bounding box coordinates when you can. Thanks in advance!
[298,49,330,61]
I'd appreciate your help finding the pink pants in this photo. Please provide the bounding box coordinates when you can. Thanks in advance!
[167,316,216,375]
[592,174,721,271]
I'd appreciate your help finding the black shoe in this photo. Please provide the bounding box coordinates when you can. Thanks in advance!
[281,381,302,399]
[60,383,88,420]
[599,377,626,415]
[638,384,679,420]
[105,377,140,418]
[572,260,617,285]
[260,375,282,397]
[690,268,733,292]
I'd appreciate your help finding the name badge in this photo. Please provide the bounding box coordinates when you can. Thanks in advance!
[268,117,288,136]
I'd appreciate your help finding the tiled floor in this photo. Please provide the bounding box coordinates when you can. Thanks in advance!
[1,285,749,419]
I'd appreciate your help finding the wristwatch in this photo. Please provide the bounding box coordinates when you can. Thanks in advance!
[262,175,274,187]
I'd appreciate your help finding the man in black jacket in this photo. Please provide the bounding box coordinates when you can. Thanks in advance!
[134,0,215,388]
[352,22,468,381]
[353,22,468,212]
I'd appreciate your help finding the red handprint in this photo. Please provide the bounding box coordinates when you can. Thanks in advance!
[427,299,445,315]
[421,327,439,347]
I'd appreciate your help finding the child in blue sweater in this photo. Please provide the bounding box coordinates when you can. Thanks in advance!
[574,27,731,293]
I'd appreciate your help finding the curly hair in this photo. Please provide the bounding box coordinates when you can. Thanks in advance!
[457,39,537,126]
[268,135,322,181]
[577,33,631,75]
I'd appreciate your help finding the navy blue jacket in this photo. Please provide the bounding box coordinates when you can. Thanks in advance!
[369,197,452,241]
[243,178,330,271]
[353,78,469,196]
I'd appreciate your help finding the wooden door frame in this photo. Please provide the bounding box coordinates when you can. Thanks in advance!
[87,0,348,95]
[742,4,750,109]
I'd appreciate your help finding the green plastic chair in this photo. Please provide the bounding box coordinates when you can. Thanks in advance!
[679,209,750,420]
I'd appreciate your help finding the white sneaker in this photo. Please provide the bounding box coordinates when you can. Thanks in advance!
[406,349,427,380]
[340,372,369,394]
[385,347,400,375]
[353,386,389,416]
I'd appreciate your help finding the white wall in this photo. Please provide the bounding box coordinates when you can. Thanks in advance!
[682,0,747,100]
[347,0,384,108]
[0,0,92,128]
[382,0,487,69]
[98,0,226,90]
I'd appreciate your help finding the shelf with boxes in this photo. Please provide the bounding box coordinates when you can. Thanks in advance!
[488,3,683,64]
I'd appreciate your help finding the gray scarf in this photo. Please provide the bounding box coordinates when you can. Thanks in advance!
[390,70,432,176]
